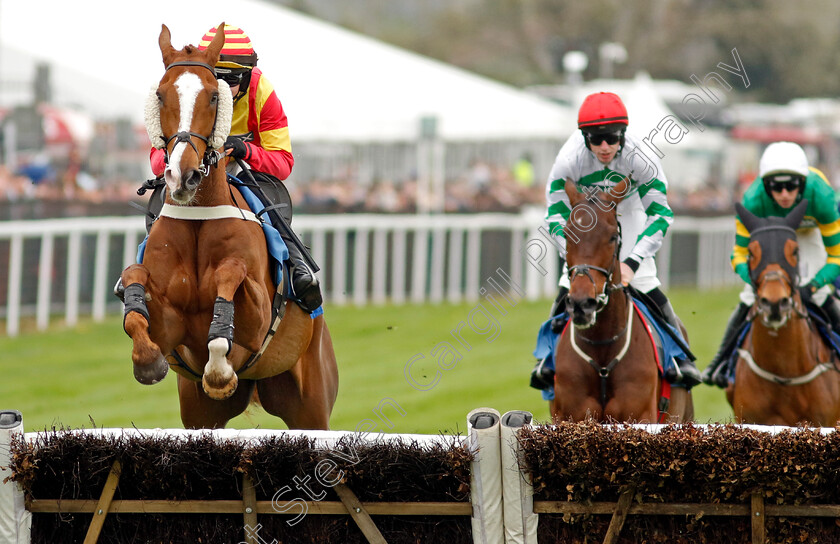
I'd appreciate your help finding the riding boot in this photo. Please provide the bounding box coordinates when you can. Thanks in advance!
[657,299,702,388]
[286,239,323,314]
[821,295,840,336]
[701,302,750,388]
[529,286,569,390]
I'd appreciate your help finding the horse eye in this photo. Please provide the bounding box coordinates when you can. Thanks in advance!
[156,91,163,104]
[210,92,219,105]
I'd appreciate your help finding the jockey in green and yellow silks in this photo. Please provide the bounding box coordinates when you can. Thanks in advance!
[702,141,840,388]
[732,167,840,290]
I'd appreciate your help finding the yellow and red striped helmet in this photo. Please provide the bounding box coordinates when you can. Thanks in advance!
[198,24,259,69]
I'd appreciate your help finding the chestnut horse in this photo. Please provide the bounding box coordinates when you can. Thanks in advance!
[727,201,840,426]
[120,24,337,429]
[551,179,693,423]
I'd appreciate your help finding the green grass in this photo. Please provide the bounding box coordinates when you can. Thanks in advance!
[0,286,741,433]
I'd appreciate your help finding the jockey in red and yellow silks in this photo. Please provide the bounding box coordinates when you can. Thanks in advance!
[148,24,320,314]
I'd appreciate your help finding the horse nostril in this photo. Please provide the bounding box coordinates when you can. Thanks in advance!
[183,170,202,190]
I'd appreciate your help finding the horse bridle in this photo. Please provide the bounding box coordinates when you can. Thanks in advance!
[566,227,623,315]
[747,224,799,288]
[747,224,806,323]
[161,61,223,176]
[743,224,834,385]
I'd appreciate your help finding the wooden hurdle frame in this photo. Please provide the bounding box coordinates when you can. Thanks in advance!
[5,412,840,544]
[27,468,839,544]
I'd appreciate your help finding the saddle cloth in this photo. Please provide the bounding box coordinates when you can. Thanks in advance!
[533,297,685,401]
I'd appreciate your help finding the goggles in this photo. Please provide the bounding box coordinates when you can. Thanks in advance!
[764,174,804,193]
[217,71,245,86]
[585,131,622,146]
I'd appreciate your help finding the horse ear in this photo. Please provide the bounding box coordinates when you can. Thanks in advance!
[203,22,226,66]
[607,177,630,205]
[159,24,177,67]
[785,199,809,230]
[735,202,762,233]
[564,179,582,207]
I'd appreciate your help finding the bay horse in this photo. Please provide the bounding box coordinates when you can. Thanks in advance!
[551,179,693,423]
[119,23,338,429]
[727,201,840,426]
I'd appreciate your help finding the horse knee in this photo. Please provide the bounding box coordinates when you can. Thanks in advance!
[122,263,150,285]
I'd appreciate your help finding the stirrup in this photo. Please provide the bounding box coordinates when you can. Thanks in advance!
[113,277,125,303]
[529,357,554,390]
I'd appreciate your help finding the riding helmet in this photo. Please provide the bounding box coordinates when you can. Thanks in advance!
[199,24,259,69]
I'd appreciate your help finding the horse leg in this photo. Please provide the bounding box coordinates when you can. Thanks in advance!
[177,375,255,429]
[257,317,338,430]
[202,258,249,400]
[664,387,694,423]
[121,264,169,385]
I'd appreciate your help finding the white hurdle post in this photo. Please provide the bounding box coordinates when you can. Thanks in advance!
[468,407,504,544]
[0,410,30,544]
[500,411,538,544]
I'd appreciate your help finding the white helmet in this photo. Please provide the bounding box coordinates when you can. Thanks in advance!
[759,141,809,179]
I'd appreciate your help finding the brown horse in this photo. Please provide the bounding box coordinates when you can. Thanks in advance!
[551,179,693,423]
[120,24,338,429]
[727,201,840,426]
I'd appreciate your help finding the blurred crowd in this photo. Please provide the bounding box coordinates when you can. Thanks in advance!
[0,154,741,216]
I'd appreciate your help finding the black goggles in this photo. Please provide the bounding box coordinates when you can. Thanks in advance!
[765,175,804,193]
[217,72,245,86]
[585,131,622,146]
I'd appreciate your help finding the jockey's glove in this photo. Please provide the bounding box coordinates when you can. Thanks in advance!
[224,136,249,159]
[798,282,817,303]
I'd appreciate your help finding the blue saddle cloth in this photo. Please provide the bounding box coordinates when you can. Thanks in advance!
[721,308,840,385]
[533,297,688,401]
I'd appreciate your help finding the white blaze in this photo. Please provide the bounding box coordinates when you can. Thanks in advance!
[165,72,203,192]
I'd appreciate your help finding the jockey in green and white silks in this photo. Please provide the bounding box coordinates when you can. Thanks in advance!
[702,141,840,388]
[545,130,672,293]
[529,91,702,392]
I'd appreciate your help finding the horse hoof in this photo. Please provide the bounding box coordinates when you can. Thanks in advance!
[133,355,168,385]
[202,373,238,400]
